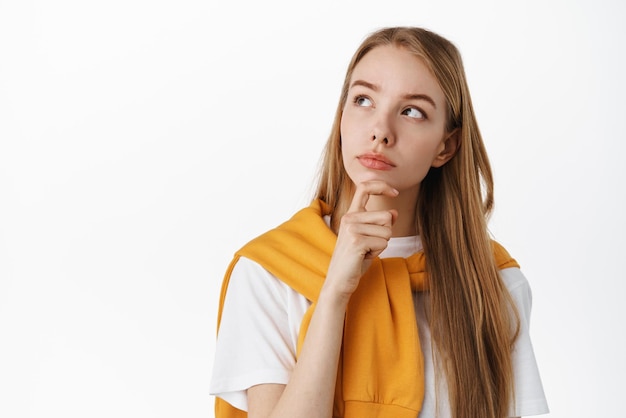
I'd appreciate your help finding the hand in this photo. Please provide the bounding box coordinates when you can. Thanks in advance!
[323,180,398,301]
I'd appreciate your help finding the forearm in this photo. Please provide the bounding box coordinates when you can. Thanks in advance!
[254,287,348,418]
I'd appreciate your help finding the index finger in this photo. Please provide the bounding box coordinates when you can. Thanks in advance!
[347,181,399,213]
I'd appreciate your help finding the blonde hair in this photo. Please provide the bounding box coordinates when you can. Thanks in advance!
[314,27,520,418]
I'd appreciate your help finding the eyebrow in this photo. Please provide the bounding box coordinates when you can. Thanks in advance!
[350,79,437,109]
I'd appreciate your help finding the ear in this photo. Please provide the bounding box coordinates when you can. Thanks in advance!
[431,129,460,168]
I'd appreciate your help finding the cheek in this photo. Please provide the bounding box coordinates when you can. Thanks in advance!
[339,117,350,165]
[399,135,445,172]
[339,116,347,140]
[339,110,350,139]
[340,108,367,139]
[339,115,359,153]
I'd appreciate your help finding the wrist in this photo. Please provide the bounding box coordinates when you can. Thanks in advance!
[318,283,352,311]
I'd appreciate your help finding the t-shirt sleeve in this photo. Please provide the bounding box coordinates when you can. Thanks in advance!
[209,257,302,411]
[501,267,550,417]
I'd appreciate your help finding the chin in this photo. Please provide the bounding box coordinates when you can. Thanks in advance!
[348,169,390,184]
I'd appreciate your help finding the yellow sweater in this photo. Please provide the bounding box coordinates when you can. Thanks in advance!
[215,199,519,418]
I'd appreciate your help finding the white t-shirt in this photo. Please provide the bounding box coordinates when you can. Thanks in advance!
[210,235,549,417]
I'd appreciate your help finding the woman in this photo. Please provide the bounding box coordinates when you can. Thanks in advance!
[210,26,549,418]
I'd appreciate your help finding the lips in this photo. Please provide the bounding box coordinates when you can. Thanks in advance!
[357,153,395,170]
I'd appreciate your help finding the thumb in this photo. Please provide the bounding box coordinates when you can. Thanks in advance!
[389,209,399,226]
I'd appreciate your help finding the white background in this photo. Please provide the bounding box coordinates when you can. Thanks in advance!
[1,0,624,417]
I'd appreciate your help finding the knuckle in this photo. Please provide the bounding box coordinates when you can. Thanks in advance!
[341,213,357,227]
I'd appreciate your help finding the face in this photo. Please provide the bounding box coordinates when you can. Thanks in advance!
[340,45,453,198]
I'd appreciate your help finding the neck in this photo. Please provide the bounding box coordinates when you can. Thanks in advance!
[366,189,418,237]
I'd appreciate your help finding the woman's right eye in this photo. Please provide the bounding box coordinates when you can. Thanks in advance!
[354,96,372,107]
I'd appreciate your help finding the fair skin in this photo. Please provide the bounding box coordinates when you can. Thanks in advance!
[247,45,457,418]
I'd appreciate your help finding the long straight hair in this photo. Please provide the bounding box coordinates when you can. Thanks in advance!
[314,27,520,418]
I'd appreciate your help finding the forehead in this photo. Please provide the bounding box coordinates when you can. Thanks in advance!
[350,45,445,103]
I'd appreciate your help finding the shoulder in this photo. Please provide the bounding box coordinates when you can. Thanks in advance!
[499,266,530,293]
[498,266,536,325]
[225,256,294,307]
[225,257,311,314]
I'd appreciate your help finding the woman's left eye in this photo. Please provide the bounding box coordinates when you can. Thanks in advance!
[402,107,425,119]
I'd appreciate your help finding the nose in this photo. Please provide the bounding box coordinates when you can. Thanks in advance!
[370,113,394,146]
[372,134,389,145]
